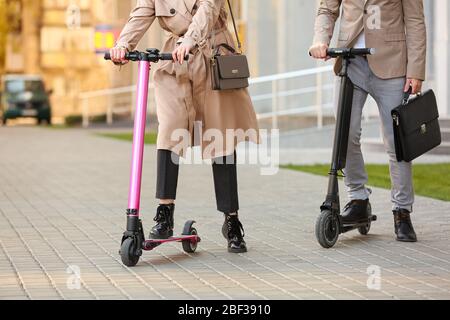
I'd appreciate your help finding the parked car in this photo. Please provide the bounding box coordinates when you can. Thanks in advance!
[0,75,52,125]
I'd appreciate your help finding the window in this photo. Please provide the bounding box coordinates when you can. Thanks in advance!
[6,80,45,93]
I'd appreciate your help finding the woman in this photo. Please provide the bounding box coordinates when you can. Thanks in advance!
[110,0,259,253]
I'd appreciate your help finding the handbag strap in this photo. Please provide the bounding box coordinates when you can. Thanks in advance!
[227,0,242,53]
[214,43,236,56]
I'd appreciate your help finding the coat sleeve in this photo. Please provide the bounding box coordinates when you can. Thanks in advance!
[312,0,342,45]
[181,0,225,49]
[116,0,156,51]
[403,0,427,81]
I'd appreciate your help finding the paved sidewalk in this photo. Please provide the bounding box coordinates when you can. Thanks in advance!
[1,127,450,300]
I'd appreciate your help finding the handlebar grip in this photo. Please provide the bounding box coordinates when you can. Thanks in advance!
[104,52,136,61]
[159,53,189,61]
[347,48,375,56]
[327,48,375,58]
[159,53,174,61]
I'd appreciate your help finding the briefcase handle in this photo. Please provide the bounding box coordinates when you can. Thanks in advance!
[402,86,422,105]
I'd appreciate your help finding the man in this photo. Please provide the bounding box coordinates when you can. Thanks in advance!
[310,0,427,242]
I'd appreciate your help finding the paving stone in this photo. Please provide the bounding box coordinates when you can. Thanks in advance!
[0,127,449,300]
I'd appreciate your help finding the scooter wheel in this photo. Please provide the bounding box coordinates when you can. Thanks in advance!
[358,202,372,235]
[120,238,141,267]
[182,227,198,254]
[358,222,371,235]
[315,210,340,249]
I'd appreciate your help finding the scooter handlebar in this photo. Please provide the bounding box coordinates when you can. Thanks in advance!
[308,47,375,58]
[159,53,176,61]
[104,52,133,61]
[104,51,188,62]
[327,48,375,58]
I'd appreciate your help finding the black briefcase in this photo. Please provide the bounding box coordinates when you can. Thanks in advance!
[392,89,442,162]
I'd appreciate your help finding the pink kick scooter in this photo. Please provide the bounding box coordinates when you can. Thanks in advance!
[105,49,200,267]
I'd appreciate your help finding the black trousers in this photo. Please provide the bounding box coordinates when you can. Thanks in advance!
[156,150,239,214]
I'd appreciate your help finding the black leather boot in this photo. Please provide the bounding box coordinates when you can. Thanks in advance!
[150,204,175,240]
[393,209,417,242]
[341,199,371,224]
[222,214,247,253]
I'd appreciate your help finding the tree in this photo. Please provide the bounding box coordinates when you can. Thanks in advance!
[0,0,7,73]
[0,0,22,74]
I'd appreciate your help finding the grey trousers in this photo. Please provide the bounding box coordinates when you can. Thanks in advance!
[338,56,414,212]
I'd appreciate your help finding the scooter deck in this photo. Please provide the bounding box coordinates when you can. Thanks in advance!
[143,235,201,251]
[341,215,377,232]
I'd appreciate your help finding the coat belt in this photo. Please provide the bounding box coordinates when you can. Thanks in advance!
[171,26,228,43]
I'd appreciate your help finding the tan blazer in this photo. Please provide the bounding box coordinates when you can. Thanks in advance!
[116,0,259,159]
[313,0,427,80]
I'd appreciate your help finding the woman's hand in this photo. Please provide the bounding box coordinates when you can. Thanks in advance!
[309,43,330,61]
[172,42,193,64]
[110,46,129,65]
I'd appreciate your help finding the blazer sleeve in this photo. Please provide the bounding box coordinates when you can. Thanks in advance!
[313,0,342,45]
[116,0,156,51]
[403,0,427,81]
[181,0,225,49]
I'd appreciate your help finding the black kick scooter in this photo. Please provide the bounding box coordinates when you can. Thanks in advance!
[314,48,378,249]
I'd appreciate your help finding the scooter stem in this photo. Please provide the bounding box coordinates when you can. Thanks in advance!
[128,60,151,213]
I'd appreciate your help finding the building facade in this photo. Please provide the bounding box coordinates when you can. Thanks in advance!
[3,0,138,121]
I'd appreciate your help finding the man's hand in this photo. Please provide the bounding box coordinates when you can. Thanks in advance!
[309,43,330,60]
[404,78,423,94]
[172,42,193,64]
[110,46,129,65]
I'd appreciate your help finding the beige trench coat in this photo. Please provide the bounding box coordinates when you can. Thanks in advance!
[313,0,427,80]
[116,0,259,159]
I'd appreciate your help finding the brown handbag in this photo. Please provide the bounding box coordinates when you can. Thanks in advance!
[211,0,250,90]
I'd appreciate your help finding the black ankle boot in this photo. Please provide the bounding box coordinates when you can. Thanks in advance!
[341,199,371,224]
[150,204,175,240]
[393,209,417,242]
[222,214,247,253]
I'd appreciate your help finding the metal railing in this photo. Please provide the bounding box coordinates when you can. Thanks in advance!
[78,65,335,129]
